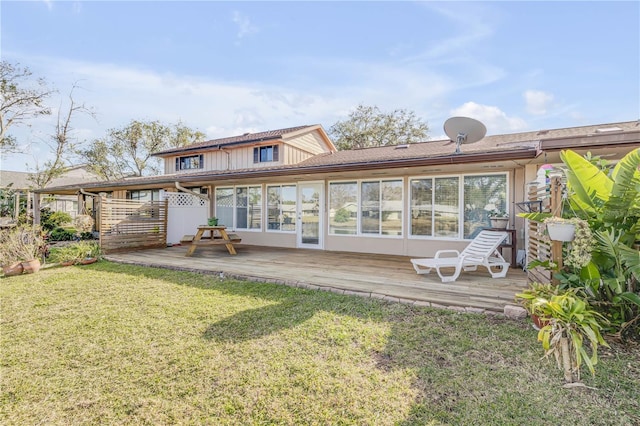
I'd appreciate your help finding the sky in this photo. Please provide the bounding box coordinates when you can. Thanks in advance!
[1,1,639,173]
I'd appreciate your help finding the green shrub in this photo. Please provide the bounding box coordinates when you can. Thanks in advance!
[48,227,77,241]
[41,209,73,231]
[48,241,101,265]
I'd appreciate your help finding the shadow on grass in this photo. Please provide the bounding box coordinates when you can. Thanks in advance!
[83,261,640,425]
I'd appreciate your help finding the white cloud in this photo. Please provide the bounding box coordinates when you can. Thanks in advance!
[524,90,554,115]
[232,11,259,40]
[450,101,527,134]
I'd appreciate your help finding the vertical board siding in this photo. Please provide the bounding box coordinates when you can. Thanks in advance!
[99,198,168,253]
[285,132,330,155]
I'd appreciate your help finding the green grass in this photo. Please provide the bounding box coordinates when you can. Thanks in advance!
[1,262,638,425]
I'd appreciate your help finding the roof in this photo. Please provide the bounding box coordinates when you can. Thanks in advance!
[35,119,640,195]
[1,165,104,190]
[153,124,332,156]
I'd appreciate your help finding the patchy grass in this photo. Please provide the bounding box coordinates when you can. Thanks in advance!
[1,262,638,425]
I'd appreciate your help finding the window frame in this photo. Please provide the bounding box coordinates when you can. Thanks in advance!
[328,178,404,238]
[253,145,280,164]
[175,154,204,171]
[408,172,509,241]
[265,183,297,233]
[214,185,262,231]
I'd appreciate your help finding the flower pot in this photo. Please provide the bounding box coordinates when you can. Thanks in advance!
[489,217,509,229]
[79,257,97,265]
[21,258,41,274]
[2,262,24,277]
[531,314,550,330]
[208,218,218,226]
[547,222,575,242]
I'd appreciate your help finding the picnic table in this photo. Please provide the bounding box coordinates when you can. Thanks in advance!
[185,225,241,256]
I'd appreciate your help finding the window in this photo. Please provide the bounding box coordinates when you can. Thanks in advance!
[176,154,204,171]
[253,145,279,163]
[215,186,262,230]
[127,190,160,201]
[267,184,296,231]
[329,182,357,235]
[410,173,507,239]
[328,179,403,237]
[463,175,507,238]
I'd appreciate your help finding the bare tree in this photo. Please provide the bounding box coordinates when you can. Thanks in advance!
[0,61,55,154]
[29,84,95,188]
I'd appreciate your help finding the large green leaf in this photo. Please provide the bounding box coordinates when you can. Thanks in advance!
[604,148,640,222]
[560,150,613,213]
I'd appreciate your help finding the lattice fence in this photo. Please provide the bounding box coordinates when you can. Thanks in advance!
[526,175,565,284]
[164,192,207,207]
[98,198,168,253]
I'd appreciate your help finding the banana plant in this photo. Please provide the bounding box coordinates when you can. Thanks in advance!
[559,148,640,328]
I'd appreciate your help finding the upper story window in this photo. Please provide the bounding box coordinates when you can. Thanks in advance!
[175,154,204,171]
[253,145,279,163]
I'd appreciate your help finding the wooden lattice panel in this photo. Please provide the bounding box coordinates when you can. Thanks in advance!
[99,198,168,253]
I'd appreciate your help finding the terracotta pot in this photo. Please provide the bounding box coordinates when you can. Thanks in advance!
[60,261,75,267]
[79,257,97,265]
[532,314,550,330]
[21,259,41,274]
[2,262,24,277]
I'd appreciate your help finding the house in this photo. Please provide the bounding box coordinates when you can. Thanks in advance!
[0,165,103,222]
[33,121,640,259]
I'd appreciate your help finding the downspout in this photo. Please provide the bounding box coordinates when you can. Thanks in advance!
[219,146,231,170]
[174,182,210,201]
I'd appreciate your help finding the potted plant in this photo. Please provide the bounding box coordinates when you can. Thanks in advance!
[522,289,609,383]
[0,230,23,277]
[488,210,509,229]
[515,281,558,329]
[0,225,46,275]
[544,216,577,242]
[208,217,219,226]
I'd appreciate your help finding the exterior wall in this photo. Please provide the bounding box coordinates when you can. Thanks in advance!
[284,131,331,155]
[208,164,528,258]
[163,130,332,174]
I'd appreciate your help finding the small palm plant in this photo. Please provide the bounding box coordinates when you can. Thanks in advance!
[517,287,609,383]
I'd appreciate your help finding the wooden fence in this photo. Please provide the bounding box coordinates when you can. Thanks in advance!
[526,175,564,284]
[98,198,168,253]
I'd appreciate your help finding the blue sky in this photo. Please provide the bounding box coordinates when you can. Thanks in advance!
[2,1,639,172]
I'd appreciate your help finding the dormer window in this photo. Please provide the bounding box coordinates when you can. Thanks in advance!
[253,145,279,163]
[176,154,204,171]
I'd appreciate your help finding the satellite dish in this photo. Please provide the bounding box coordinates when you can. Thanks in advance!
[443,117,487,154]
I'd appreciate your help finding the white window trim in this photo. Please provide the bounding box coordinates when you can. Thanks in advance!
[214,185,263,232]
[265,183,297,233]
[328,178,404,239]
[408,171,509,241]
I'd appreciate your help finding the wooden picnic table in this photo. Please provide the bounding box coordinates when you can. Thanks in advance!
[185,225,241,256]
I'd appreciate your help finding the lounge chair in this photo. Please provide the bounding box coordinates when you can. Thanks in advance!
[410,230,510,283]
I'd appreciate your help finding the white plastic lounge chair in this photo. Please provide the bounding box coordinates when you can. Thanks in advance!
[410,230,510,283]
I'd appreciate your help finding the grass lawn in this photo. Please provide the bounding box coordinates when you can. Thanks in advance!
[1,261,639,425]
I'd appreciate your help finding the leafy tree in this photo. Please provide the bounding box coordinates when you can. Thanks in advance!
[329,104,429,150]
[0,61,55,153]
[82,120,205,180]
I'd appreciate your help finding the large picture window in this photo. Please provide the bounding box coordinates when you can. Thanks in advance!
[215,186,262,230]
[329,179,403,237]
[267,184,296,231]
[410,173,507,239]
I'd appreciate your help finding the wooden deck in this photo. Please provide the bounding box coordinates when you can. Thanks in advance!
[104,244,528,313]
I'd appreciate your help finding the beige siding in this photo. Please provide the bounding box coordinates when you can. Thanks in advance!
[285,131,331,155]
[284,145,317,164]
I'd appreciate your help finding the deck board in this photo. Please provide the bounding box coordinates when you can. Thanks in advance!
[104,245,528,312]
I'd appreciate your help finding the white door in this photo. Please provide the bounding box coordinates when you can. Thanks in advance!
[297,182,324,249]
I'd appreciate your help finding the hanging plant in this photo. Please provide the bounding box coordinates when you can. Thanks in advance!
[543,217,594,269]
